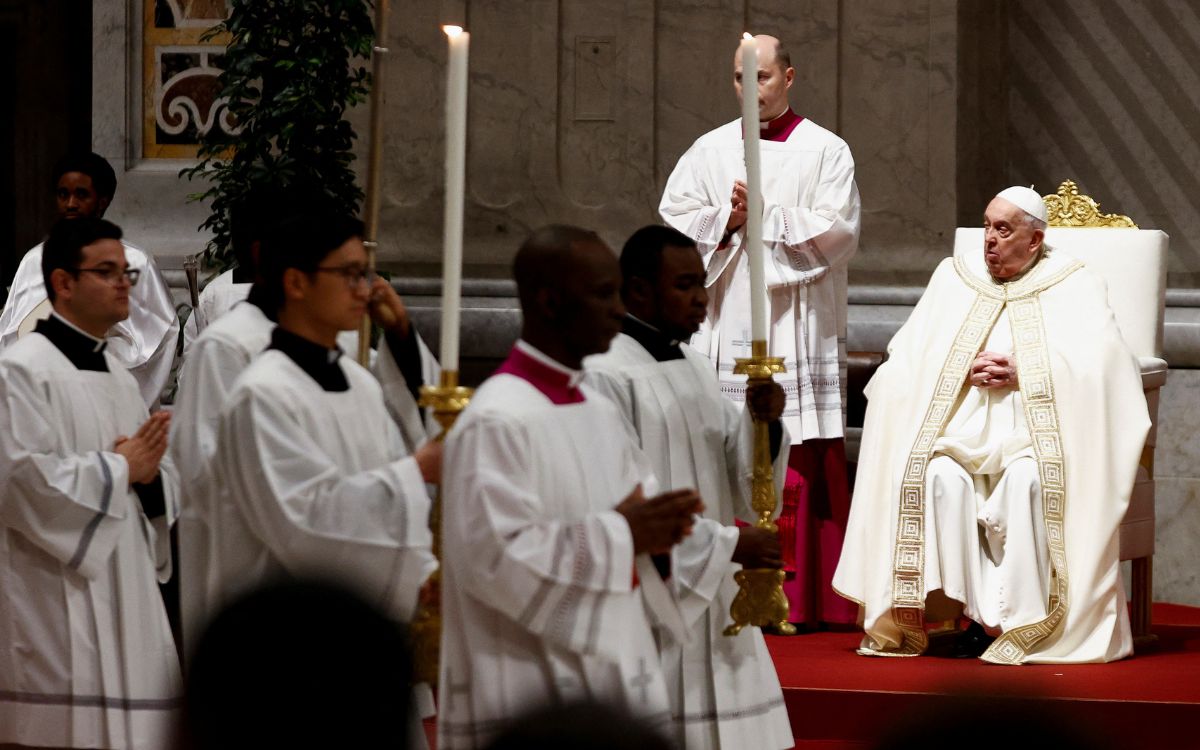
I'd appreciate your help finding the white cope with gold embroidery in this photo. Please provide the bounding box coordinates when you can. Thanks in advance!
[834,244,1149,664]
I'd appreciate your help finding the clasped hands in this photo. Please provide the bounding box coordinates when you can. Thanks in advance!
[616,485,704,556]
[615,481,783,570]
[114,411,170,486]
[970,350,1018,390]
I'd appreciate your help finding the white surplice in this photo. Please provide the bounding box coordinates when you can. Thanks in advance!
[172,300,270,657]
[586,331,793,750]
[0,331,182,749]
[193,341,436,634]
[439,343,678,750]
[660,117,860,440]
[195,269,249,329]
[173,300,439,654]
[835,246,1150,664]
[0,241,181,409]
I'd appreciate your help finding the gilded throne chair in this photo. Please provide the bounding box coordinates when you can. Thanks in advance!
[952,180,1167,642]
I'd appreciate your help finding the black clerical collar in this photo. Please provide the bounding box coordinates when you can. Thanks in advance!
[35,313,108,372]
[268,326,349,392]
[623,315,685,362]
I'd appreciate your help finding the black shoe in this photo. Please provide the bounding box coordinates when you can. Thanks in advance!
[927,621,995,658]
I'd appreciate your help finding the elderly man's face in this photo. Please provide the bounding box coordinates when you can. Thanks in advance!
[734,43,793,122]
[983,198,1044,281]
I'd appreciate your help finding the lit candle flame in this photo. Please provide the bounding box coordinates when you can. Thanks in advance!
[444,25,464,37]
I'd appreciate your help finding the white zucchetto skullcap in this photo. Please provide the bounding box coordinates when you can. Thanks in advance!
[994,185,1048,224]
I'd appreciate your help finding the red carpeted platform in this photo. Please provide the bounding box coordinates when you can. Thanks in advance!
[769,603,1200,749]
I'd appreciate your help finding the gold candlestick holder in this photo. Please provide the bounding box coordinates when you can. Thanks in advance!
[724,340,795,637]
[410,370,473,686]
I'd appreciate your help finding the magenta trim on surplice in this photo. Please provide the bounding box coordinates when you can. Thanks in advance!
[494,346,586,405]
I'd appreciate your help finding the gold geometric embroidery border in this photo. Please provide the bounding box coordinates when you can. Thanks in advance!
[952,254,1083,302]
[980,295,1070,664]
[889,291,1003,655]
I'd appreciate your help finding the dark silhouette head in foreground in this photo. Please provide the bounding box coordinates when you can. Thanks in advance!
[484,701,674,750]
[183,579,414,750]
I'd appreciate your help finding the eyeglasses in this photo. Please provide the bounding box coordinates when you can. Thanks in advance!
[313,265,375,288]
[72,266,141,287]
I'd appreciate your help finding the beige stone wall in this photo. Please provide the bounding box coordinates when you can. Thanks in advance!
[366,0,962,283]
[1007,0,1200,287]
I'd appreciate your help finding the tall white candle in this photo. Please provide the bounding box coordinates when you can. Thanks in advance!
[440,25,469,372]
[740,33,766,343]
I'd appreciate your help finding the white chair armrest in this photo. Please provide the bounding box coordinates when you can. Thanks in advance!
[1139,356,1168,390]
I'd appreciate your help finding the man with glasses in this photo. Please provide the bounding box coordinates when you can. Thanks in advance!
[197,213,437,692]
[172,197,436,658]
[0,218,183,749]
[0,152,181,409]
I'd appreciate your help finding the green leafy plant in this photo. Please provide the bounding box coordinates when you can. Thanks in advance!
[182,0,374,268]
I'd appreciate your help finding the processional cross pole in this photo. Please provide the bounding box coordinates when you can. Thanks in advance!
[358,0,395,364]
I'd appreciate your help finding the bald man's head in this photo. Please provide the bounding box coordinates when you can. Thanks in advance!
[744,35,790,73]
[733,34,795,122]
[512,225,626,366]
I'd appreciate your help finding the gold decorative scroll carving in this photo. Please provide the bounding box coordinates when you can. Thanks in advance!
[1043,180,1138,229]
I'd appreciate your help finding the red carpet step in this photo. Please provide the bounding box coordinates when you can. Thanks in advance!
[769,603,1200,750]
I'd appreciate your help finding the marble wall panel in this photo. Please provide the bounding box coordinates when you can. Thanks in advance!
[1153,369,1200,480]
[93,0,212,258]
[653,0,744,197]
[88,0,1200,296]
[367,0,966,282]
[1154,478,1200,606]
[839,0,959,281]
[1008,0,1200,287]
[1133,369,1200,606]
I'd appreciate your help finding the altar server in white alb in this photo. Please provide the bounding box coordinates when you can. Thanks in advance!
[0,152,180,409]
[171,197,436,656]
[203,212,439,630]
[585,225,793,750]
[834,187,1150,664]
[439,226,704,749]
[660,35,860,627]
[0,218,182,748]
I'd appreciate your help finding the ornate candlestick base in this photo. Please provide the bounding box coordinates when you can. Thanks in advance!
[410,370,473,687]
[724,341,796,637]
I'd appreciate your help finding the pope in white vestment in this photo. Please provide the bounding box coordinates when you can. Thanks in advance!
[440,341,682,749]
[0,241,180,408]
[0,314,182,748]
[834,189,1150,664]
[587,323,794,750]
